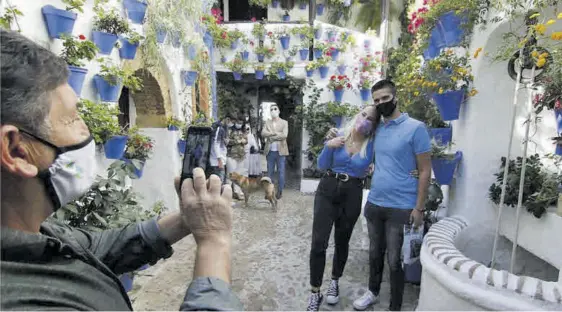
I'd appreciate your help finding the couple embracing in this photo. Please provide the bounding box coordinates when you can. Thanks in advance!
[306,79,433,311]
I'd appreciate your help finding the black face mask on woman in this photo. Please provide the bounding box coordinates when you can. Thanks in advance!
[377,98,396,117]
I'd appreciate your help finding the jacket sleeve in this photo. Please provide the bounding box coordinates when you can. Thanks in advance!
[317,144,335,171]
[278,120,288,140]
[179,277,244,311]
[72,219,173,275]
[261,122,273,138]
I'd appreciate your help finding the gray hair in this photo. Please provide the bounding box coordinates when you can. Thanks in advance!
[1,29,69,137]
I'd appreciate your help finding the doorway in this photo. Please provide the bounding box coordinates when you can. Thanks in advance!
[118,87,130,129]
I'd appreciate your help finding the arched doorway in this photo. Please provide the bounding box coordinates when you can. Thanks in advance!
[125,69,167,127]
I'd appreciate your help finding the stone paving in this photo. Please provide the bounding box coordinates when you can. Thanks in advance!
[130,188,420,311]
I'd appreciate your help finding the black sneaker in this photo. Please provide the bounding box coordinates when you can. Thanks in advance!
[276,190,282,199]
[307,292,323,311]
[326,279,339,305]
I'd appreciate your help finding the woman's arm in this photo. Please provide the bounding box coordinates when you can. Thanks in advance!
[317,137,345,170]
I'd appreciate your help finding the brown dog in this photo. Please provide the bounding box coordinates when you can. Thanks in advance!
[229,172,277,210]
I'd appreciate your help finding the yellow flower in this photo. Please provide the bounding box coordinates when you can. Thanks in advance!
[473,47,482,58]
[531,50,539,58]
[432,82,438,87]
[451,76,458,82]
[558,12,562,19]
[530,13,541,19]
[536,57,546,68]
[539,52,549,58]
[414,91,419,96]
[438,88,444,94]
[546,19,556,26]
[535,24,546,35]
[552,32,562,40]
[468,89,478,97]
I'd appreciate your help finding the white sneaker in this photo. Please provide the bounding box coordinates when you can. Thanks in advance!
[353,290,378,311]
[325,279,339,305]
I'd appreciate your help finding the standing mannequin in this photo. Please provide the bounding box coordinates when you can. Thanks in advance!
[261,104,289,199]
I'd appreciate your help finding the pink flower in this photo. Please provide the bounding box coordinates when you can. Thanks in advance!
[251,17,256,22]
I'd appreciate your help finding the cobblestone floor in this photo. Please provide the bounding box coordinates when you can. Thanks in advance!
[130,186,420,311]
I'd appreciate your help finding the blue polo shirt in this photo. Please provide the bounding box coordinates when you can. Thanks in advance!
[367,113,431,209]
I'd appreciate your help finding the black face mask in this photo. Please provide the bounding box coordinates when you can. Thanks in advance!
[377,99,396,117]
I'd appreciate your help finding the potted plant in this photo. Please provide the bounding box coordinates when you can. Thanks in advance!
[430,141,462,185]
[336,60,347,75]
[282,10,290,22]
[358,53,381,72]
[292,25,313,42]
[272,0,280,8]
[326,45,340,62]
[122,127,154,179]
[254,63,266,80]
[327,75,351,102]
[249,0,272,8]
[326,101,359,127]
[169,28,183,48]
[239,38,251,60]
[225,55,248,80]
[313,41,328,59]
[316,3,325,16]
[167,116,184,131]
[295,42,310,61]
[314,57,330,78]
[228,29,245,49]
[182,66,199,87]
[305,62,318,77]
[60,34,98,96]
[252,22,267,40]
[123,0,148,24]
[152,19,171,44]
[554,136,562,156]
[268,61,294,80]
[94,59,143,102]
[277,29,291,50]
[184,40,198,60]
[119,31,144,60]
[77,99,127,159]
[41,0,83,39]
[314,25,323,39]
[358,71,375,102]
[255,44,275,61]
[405,96,452,146]
[92,8,130,55]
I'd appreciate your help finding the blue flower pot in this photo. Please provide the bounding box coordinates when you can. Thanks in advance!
[123,0,147,24]
[168,125,179,131]
[316,3,325,15]
[330,49,340,61]
[94,75,122,102]
[92,31,118,55]
[328,31,336,40]
[240,51,249,61]
[332,116,343,128]
[283,15,290,22]
[306,69,314,77]
[120,273,134,292]
[437,11,467,48]
[432,151,462,185]
[221,56,227,63]
[183,70,198,86]
[319,66,329,78]
[278,69,286,80]
[123,159,145,178]
[360,88,371,102]
[119,38,139,60]
[429,127,453,145]
[555,110,562,134]
[177,139,187,154]
[171,32,181,48]
[333,89,344,102]
[423,27,443,60]
[272,0,280,8]
[280,36,290,50]
[257,53,265,62]
[203,31,213,48]
[432,89,465,121]
[255,70,264,80]
[104,135,128,159]
[299,49,309,61]
[314,29,322,39]
[337,64,346,75]
[156,29,167,43]
[187,44,197,60]
[230,39,239,50]
[556,144,562,156]
[67,66,88,96]
[364,39,371,49]
[299,3,307,10]
[233,72,242,80]
[41,5,77,39]
[314,48,323,59]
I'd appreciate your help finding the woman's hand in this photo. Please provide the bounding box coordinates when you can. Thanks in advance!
[325,128,338,140]
[326,137,345,148]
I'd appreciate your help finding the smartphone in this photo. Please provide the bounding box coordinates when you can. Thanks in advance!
[181,126,213,182]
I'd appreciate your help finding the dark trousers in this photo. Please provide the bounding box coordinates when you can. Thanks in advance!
[309,175,363,287]
[364,203,411,311]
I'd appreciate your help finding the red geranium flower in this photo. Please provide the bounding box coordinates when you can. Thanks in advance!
[78,34,86,40]
[251,17,256,22]
[330,75,336,80]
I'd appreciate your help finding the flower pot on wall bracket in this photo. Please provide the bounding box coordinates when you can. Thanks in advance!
[332,116,343,128]
[104,135,128,159]
[255,70,264,80]
[556,144,562,156]
[360,88,370,102]
[306,69,314,77]
[123,159,145,178]
[337,64,346,75]
[221,56,227,63]
[330,49,340,61]
[316,4,325,15]
[423,28,443,60]
[168,125,179,131]
[429,127,453,145]
[257,53,265,62]
[203,31,213,48]
[364,39,371,49]
[299,3,307,10]
[314,49,323,59]
[92,31,119,55]
[333,89,344,102]
[120,273,134,292]
[67,66,88,96]
[436,11,467,48]
[230,39,239,50]
[123,0,148,24]
[240,51,249,60]
[432,89,465,121]
[182,70,198,86]
[283,14,291,22]
[328,31,336,40]
[280,36,290,50]
[318,66,329,78]
[278,69,286,80]
[119,38,139,60]
[314,29,322,39]
[177,139,186,155]
[272,0,280,8]
[299,49,309,61]
[555,110,562,133]
[187,44,197,60]
[432,151,462,185]
[41,5,77,39]
[156,29,167,43]
[233,72,242,80]
[171,32,181,48]
[93,75,122,102]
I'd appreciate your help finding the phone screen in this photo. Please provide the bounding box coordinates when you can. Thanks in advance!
[181,126,213,180]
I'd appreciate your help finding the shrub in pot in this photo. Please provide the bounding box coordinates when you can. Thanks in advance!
[92,8,130,55]
[254,63,265,80]
[268,61,294,80]
[167,116,185,131]
[122,127,154,179]
[95,59,143,102]
[119,31,144,60]
[225,55,248,81]
[42,0,84,39]
[430,142,462,185]
[60,34,98,96]
[327,75,351,103]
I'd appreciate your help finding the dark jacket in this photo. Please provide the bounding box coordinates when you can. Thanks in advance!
[0,219,243,311]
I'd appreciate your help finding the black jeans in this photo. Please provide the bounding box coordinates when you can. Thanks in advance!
[309,175,363,288]
[364,203,411,311]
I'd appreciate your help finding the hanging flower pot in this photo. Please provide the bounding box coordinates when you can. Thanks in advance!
[299,3,307,10]
[555,110,562,133]
[337,64,346,75]
[123,0,147,24]
[299,49,309,61]
[364,39,371,49]
[168,125,179,131]
[556,144,562,156]
[332,116,343,128]
[92,31,119,55]
[279,36,290,50]
[104,135,128,160]
[257,53,265,62]
[306,69,314,77]
[283,14,291,22]
[343,0,352,6]
[436,11,467,48]
[314,48,323,59]
[360,88,371,102]
[177,139,187,155]
[221,56,227,63]
[423,28,443,60]
[330,49,340,61]
[94,75,122,102]
[432,89,465,121]
[230,39,239,50]
[319,66,329,79]
[156,28,167,43]
[187,44,197,60]
[119,37,139,60]
[255,70,264,80]
[123,159,145,178]
[171,31,181,48]
[67,66,88,96]
[316,4,325,15]
[41,5,77,39]
[240,50,250,61]
[203,31,213,48]
[432,151,462,185]
[182,70,198,86]
[272,0,280,8]
[328,31,336,41]
[314,28,322,39]
[120,273,134,292]
[277,69,286,80]
[429,127,453,146]
[333,89,344,102]
[233,72,242,80]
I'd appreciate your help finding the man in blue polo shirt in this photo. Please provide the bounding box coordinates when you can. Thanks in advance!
[353,79,432,311]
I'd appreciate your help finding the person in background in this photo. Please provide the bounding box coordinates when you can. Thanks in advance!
[244,119,261,178]
[226,114,248,200]
[261,104,289,199]
[306,105,379,311]
[0,29,242,311]
[210,117,229,183]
